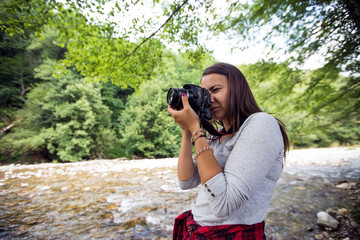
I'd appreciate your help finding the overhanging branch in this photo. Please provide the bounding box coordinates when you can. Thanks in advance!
[306,80,360,117]
[121,0,189,67]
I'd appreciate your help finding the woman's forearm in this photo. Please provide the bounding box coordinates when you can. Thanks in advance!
[194,137,222,184]
[177,130,195,181]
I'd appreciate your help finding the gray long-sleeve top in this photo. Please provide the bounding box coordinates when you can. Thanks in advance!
[179,112,284,226]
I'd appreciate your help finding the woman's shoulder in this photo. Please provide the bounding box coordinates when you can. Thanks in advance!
[238,112,280,134]
[246,112,277,124]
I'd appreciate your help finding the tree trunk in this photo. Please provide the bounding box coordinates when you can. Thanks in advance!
[0,119,21,133]
[20,51,29,97]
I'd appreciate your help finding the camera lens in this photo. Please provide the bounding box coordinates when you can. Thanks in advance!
[167,88,175,105]
[167,88,185,110]
[167,88,180,106]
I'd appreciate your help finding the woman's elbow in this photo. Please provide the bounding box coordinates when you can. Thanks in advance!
[178,179,199,190]
[210,200,234,218]
[179,184,192,190]
[210,195,247,218]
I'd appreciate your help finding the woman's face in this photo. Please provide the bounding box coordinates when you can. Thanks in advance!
[201,73,230,125]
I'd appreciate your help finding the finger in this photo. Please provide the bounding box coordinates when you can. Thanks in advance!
[181,93,190,108]
[167,105,175,115]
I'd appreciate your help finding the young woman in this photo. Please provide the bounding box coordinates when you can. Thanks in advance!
[167,62,289,239]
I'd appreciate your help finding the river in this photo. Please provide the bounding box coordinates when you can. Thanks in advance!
[0,147,359,239]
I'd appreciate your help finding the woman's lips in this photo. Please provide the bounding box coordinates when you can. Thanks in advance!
[210,107,218,112]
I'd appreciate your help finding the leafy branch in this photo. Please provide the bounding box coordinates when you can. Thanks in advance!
[120,0,189,67]
[306,80,360,117]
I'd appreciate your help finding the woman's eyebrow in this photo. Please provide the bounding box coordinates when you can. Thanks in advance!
[209,84,221,91]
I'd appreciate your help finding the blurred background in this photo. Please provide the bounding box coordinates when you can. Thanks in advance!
[0,0,359,162]
[0,1,359,239]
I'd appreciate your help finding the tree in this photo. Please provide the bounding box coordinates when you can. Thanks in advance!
[241,60,359,147]
[2,0,359,157]
[0,59,117,162]
[213,0,359,72]
[214,0,359,122]
[57,0,359,124]
[1,0,168,88]
[0,29,30,122]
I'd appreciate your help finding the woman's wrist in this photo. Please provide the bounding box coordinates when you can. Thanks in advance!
[189,122,201,135]
[182,129,192,139]
[191,128,206,145]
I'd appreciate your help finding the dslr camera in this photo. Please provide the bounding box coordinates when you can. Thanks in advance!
[167,84,212,121]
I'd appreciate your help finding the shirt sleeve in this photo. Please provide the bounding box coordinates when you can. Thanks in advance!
[202,113,284,218]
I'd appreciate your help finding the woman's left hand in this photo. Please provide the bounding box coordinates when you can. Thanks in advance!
[167,93,201,133]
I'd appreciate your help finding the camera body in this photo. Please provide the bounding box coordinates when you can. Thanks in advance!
[167,84,212,121]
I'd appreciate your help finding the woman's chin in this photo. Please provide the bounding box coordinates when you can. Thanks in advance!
[211,116,223,123]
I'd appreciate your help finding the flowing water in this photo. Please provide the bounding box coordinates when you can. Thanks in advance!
[0,147,359,240]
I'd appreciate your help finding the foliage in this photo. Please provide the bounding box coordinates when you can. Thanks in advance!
[0,7,31,124]
[219,0,359,72]
[1,0,359,162]
[0,34,28,121]
[217,0,359,123]
[241,60,359,147]
[117,52,215,158]
[54,9,165,87]
[100,82,134,127]
[0,59,116,162]
[1,0,167,88]
[0,0,54,36]
[0,3,65,131]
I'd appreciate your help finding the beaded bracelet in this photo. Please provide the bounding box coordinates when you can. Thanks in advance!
[194,146,213,160]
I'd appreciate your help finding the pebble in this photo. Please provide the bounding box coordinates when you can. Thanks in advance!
[322,231,330,238]
[315,233,324,239]
[337,208,349,215]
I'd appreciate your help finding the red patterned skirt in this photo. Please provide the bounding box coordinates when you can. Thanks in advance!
[173,211,265,240]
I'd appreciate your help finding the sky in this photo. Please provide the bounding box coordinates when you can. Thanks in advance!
[210,40,326,70]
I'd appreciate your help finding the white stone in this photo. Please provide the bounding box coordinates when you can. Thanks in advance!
[335,182,351,189]
[317,211,339,229]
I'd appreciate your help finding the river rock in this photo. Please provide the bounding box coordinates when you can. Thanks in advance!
[337,208,349,215]
[314,233,324,239]
[325,208,337,218]
[317,211,339,229]
[322,231,330,238]
[335,182,356,189]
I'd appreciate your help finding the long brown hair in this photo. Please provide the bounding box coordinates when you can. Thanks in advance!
[202,62,290,155]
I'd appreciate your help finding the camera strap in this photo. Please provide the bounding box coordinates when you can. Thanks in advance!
[201,120,234,136]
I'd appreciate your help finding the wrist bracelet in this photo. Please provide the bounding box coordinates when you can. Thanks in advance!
[191,129,206,143]
[194,146,213,160]
[192,129,205,137]
[192,134,206,145]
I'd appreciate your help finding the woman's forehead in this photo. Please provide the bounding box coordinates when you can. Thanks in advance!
[201,73,228,88]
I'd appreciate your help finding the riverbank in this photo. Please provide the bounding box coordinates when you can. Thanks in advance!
[0,147,359,239]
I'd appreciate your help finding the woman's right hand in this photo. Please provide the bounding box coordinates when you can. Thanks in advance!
[167,93,201,133]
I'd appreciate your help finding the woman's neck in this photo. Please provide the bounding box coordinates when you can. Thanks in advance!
[223,121,232,132]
